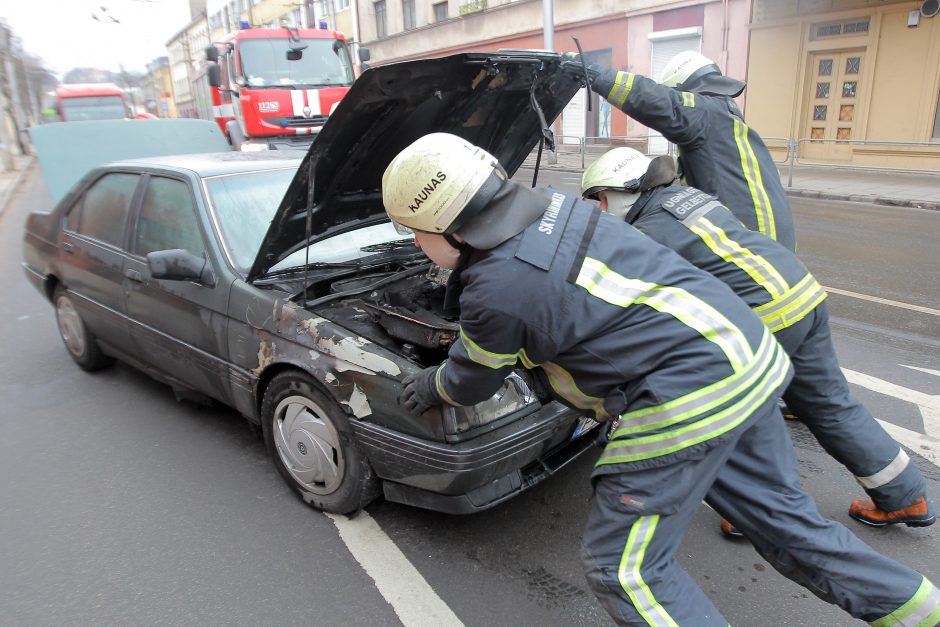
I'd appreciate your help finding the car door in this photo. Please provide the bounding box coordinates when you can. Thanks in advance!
[123,173,232,401]
[59,171,141,356]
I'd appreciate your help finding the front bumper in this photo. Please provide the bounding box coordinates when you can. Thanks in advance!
[351,403,599,514]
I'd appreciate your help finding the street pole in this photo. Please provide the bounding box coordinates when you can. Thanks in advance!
[542,0,554,52]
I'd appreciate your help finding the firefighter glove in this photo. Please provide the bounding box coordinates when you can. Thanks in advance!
[400,366,443,416]
[560,53,602,86]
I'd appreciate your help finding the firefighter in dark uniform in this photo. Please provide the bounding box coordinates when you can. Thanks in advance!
[581,147,936,536]
[382,132,940,627]
[564,51,797,251]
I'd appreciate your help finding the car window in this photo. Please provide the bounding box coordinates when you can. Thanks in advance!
[63,197,81,232]
[78,173,139,248]
[271,222,404,271]
[135,177,206,258]
[204,168,295,272]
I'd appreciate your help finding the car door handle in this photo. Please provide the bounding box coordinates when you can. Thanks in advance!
[124,268,143,282]
[61,242,74,254]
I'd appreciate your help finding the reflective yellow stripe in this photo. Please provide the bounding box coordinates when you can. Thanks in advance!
[689,217,789,299]
[600,338,790,463]
[681,92,695,108]
[459,326,537,369]
[540,361,608,418]
[434,363,459,406]
[613,330,776,437]
[619,515,679,627]
[871,577,940,627]
[576,257,753,371]
[732,118,776,240]
[607,71,636,109]
[753,274,827,332]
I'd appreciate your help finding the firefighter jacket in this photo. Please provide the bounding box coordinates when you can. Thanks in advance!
[435,183,792,469]
[624,184,828,334]
[591,69,797,251]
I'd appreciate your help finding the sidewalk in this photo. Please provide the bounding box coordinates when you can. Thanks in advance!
[0,153,34,218]
[521,149,940,211]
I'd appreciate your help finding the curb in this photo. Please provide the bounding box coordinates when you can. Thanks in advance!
[519,162,939,211]
[0,156,35,220]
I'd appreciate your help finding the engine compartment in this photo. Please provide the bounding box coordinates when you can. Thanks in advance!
[313,264,459,367]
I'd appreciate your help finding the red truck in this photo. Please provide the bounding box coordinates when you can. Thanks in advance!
[55,83,131,122]
[201,27,368,151]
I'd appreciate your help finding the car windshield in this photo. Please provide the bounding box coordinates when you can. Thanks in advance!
[204,169,410,275]
[239,38,354,88]
[60,96,126,121]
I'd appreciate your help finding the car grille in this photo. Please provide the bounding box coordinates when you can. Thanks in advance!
[267,115,329,128]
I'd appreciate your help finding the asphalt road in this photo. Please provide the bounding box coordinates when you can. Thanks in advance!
[1,167,938,626]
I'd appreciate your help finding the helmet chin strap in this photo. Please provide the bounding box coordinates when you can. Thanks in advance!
[443,233,467,250]
[605,191,641,218]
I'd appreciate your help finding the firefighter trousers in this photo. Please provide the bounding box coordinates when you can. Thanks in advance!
[776,301,927,512]
[582,397,939,626]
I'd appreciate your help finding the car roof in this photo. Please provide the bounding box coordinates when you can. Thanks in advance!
[111,151,305,178]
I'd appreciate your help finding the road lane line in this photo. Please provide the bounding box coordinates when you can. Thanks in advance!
[900,364,940,378]
[823,286,940,316]
[842,368,940,439]
[327,511,464,627]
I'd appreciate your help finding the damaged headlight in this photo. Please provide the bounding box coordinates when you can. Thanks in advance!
[443,371,539,435]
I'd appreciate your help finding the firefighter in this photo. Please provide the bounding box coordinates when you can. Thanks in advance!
[563,51,796,251]
[581,147,935,537]
[383,132,939,626]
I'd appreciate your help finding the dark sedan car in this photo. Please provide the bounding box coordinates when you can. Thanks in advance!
[23,51,597,515]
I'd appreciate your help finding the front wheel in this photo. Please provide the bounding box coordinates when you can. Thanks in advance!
[53,285,113,371]
[261,371,379,514]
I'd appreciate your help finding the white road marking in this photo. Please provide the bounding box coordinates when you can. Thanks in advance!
[327,511,464,627]
[823,286,940,317]
[900,364,940,378]
[842,367,940,464]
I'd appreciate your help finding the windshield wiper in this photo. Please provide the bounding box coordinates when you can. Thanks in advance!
[360,238,418,253]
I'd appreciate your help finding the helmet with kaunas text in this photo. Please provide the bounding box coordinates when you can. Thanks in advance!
[660,51,720,89]
[581,147,651,200]
[382,133,506,234]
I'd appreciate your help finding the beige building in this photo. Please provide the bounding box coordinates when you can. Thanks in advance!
[167,13,212,118]
[746,0,940,168]
[353,0,753,152]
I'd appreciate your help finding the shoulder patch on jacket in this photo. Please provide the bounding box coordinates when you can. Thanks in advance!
[659,188,720,225]
[515,192,573,271]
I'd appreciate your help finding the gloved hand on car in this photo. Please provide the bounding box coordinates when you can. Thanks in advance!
[560,52,603,86]
[400,366,443,416]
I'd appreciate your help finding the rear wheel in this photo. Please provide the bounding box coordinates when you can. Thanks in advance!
[53,285,112,371]
[261,371,379,514]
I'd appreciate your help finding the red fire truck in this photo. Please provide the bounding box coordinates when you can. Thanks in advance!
[55,83,132,122]
[200,27,368,150]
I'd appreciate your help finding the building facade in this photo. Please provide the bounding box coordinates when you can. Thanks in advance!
[354,0,753,153]
[746,0,940,167]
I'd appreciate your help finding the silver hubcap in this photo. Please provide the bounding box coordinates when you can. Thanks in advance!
[273,395,345,495]
[56,295,86,357]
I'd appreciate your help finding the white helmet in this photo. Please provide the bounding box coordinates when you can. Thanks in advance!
[660,51,746,97]
[581,147,651,201]
[660,51,716,88]
[382,133,506,235]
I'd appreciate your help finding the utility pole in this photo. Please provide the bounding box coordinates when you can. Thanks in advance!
[542,0,554,52]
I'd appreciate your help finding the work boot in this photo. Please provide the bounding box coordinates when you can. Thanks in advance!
[719,517,745,539]
[778,398,798,421]
[849,496,936,527]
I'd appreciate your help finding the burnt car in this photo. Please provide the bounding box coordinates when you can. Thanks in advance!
[22,51,596,515]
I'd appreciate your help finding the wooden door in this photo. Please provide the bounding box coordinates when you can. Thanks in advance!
[803,50,864,161]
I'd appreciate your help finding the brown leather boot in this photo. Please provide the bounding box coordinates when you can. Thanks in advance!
[719,517,745,538]
[849,496,936,527]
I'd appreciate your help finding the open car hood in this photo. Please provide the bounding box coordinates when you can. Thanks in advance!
[247,51,582,282]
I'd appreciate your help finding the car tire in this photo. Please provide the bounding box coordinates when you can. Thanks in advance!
[53,285,113,371]
[261,371,380,515]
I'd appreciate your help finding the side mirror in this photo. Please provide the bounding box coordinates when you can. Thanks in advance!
[147,249,215,286]
[358,47,371,63]
[208,64,221,88]
[206,45,219,63]
[286,49,303,61]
